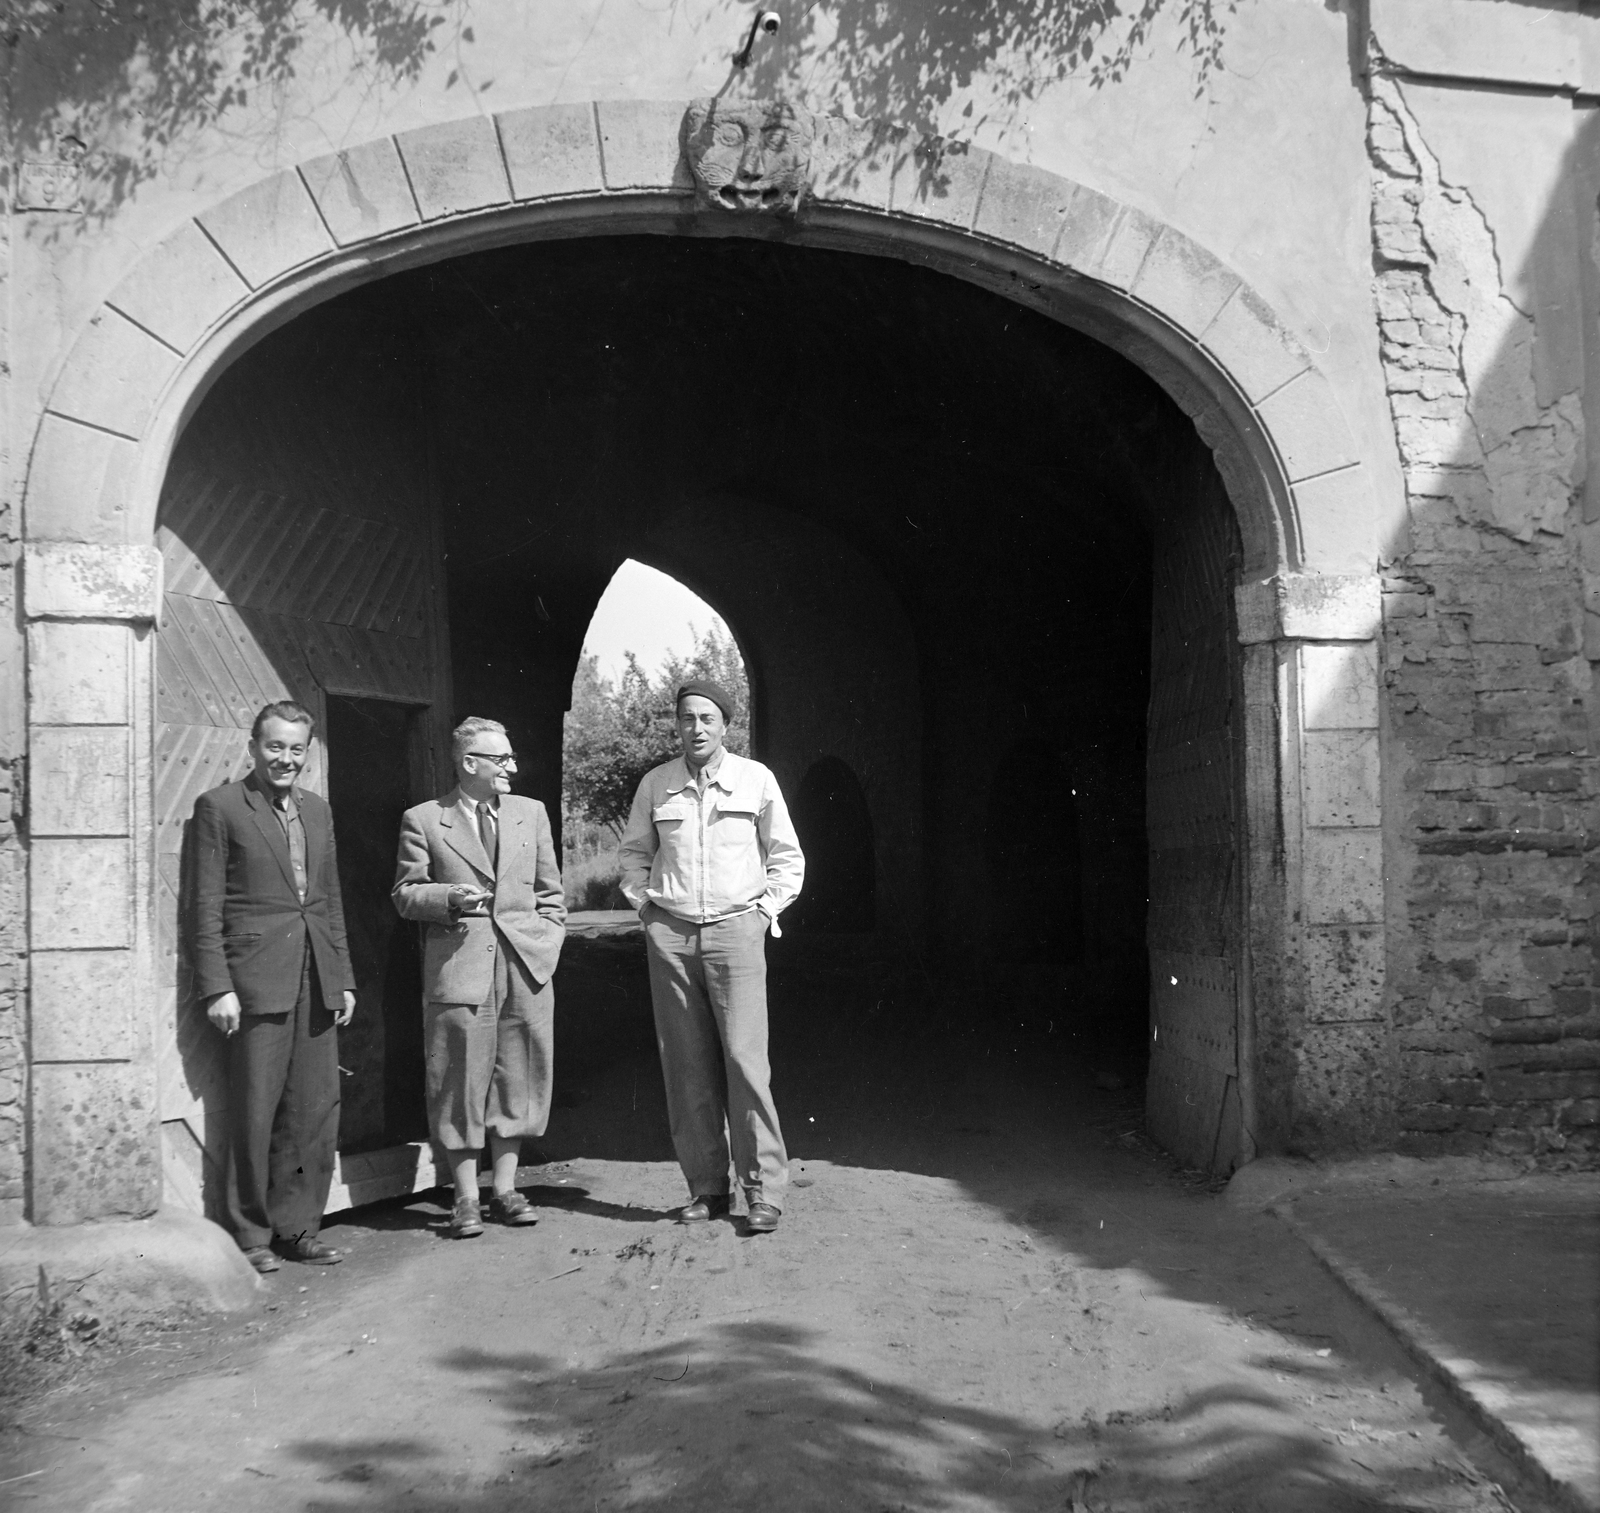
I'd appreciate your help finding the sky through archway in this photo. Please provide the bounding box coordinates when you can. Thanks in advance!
[582,560,732,687]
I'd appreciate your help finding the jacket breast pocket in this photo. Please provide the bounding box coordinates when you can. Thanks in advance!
[653,802,692,834]
[711,804,757,835]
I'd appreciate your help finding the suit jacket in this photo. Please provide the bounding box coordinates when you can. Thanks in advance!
[392,789,567,1004]
[189,775,356,1017]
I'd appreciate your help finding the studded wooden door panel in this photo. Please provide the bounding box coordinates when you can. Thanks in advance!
[1145,460,1244,1173]
[155,467,441,1217]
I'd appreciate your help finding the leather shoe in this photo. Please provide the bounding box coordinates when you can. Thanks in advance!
[450,1197,484,1238]
[276,1235,342,1264]
[490,1190,539,1226]
[677,1194,731,1223]
[745,1202,781,1234]
[242,1245,279,1274]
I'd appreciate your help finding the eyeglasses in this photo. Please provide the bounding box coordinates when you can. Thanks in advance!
[465,751,518,768]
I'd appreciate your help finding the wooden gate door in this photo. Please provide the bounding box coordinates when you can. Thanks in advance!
[1145,461,1245,1173]
[155,467,445,1217]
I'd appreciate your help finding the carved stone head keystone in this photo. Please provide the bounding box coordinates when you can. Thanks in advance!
[684,99,815,214]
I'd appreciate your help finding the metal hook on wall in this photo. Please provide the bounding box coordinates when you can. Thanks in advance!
[732,9,781,68]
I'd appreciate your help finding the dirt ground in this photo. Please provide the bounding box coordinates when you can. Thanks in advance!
[0,934,1550,1511]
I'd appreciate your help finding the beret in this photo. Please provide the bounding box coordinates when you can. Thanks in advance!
[676,679,734,722]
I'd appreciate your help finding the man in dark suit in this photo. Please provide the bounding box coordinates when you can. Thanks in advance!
[393,717,566,1238]
[189,700,356,1273]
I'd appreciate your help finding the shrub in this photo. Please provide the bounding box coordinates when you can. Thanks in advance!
[0,1268,104,1409]
[563,624,750,835]
[565,851,628,912]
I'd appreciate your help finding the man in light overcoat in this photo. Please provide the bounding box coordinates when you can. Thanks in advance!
[393,717,566,1237]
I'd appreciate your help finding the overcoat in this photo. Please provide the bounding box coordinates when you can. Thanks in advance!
[189,776,356,1016]
[392,789,566,1005]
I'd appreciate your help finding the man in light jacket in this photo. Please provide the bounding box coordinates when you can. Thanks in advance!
[618,680,804,1234]
[393,717,566,1238]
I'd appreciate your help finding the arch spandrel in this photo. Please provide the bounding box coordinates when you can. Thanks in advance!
[26,99,1371,586]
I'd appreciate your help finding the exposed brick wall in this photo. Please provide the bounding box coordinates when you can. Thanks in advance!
[1370,79,1598,1164]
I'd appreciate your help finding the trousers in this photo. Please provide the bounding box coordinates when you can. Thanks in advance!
[424,935,553,1151]
[223,947,340,1249]
[643,903,787,1208]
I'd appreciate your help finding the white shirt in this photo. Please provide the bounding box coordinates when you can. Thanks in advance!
[456,790,499,822]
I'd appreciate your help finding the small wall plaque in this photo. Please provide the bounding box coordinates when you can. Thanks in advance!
[18,162,83,212]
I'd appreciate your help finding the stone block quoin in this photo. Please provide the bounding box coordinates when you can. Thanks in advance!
[1296,633,1389,1143]
[21,546,150,1215]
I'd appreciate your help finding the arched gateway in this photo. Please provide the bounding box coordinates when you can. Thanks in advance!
[21,100,1384,1226]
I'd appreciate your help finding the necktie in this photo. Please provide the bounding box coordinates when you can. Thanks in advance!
[478,801,498,870]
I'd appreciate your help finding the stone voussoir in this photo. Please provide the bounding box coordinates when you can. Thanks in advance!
[810,115,901,212]
[394,114,511,220]
[1130,225,1242,344]
[1255,368,1364,485]
[1200,281,1313,405]
[23,414,141,546]
[299,137,422,246]
[195,168,334,289]
[497,102,605,201]
[105,221,250,354]
[1293,465,1378,577]
[1095,203,1164,293]
[887,137,992,230]
[969,156,1081,258]
[46,308,181,442]
[596,98,695,194]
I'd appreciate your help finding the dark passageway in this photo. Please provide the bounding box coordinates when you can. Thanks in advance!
[376,234,1189,1066]
[156,232,1242,1182]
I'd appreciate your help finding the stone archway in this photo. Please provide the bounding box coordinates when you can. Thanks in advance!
[20,101,1385,1223]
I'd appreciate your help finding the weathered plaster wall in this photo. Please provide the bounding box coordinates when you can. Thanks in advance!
[7,0,1391,560]
[1368,6,1600,1161]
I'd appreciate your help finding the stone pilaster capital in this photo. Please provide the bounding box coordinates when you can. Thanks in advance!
[1236,573,1381,645]
[23,543,161,623]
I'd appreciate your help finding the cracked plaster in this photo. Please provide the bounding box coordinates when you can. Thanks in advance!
[1372,78,1582,545]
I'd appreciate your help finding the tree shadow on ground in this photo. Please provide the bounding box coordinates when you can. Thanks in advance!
[531,930,1563,1501]
[280,1319,1483,1512]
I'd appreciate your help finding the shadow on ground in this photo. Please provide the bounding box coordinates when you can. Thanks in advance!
[0,923,1535,1513]
[277,1318,1502,1513]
